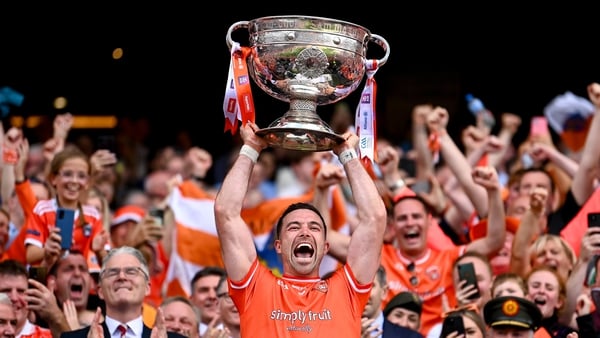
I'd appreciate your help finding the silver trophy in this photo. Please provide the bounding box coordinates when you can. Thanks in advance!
[226,15,390,151]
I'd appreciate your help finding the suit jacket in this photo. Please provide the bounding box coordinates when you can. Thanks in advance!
[60,323,186,338]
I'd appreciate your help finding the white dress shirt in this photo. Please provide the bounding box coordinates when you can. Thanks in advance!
[105,315,144,338]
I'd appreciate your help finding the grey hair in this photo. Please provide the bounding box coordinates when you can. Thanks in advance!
[0,293,12,306]
[101,246,150,281]
[160,296,201,323]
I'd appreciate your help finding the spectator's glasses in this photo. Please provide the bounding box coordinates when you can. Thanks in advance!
[101,266,148,280]
[217,292,233,304]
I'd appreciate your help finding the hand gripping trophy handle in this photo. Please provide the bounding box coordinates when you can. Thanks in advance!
[226,16,391,151]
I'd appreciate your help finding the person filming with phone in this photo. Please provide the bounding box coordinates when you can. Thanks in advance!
[23,147,110,271]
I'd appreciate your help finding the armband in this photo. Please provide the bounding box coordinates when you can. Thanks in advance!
[239,145,259,163]
[338,149,358,166]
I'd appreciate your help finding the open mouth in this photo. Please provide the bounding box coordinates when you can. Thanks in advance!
[294,243,315,258]
[70,283,84,298]
[404,230,420,240]
[533,297,546,306]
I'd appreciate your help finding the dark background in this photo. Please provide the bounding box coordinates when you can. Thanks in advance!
[1,6,597,161]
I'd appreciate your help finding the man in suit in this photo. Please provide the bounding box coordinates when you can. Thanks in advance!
[60,246,185,338]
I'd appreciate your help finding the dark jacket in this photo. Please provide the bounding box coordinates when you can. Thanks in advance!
[382,319,424,338]
[60,323,186,338]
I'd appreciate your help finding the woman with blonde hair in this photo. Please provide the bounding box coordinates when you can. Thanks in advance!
[529,234,577,282]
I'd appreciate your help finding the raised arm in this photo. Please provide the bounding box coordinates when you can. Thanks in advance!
[312,162,350,263]
[529,142,579,178]
[562,227,600,328]
[509,187,548,278]
[427,107,489,218]
[487,113,522,169]
[411,104,435,181]
[334,132,387,285]
[214,122,267,282]
[571,83,600,204]
[466,166,506,256]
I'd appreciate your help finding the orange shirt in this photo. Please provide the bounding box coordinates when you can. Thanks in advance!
[24,199,106,267]
[4,180,39,264]
[19,320,52,338]
[380,243,466,337]
[146,242,169,308]
[230,259,370,337]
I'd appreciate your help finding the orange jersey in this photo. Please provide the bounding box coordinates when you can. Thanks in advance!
[380,243,466,337]
[230,259,371,337]
[4,180,41,264]
[24,199,106,266]
[18,320,52,338]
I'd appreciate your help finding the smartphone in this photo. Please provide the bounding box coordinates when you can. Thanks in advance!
[28,266,48,285]
[149,208,165,226]
[530,116,549,137]
[56,208,75,250]
[440,313,465,336]
[96,134,117,153]
[457,262,481,300]
[589,212,600,228]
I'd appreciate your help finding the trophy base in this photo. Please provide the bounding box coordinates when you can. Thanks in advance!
[256,114,345,151]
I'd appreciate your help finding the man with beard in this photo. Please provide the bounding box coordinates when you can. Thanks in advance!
[214,123,387,337]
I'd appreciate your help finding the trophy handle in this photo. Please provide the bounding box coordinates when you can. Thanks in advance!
[226,21,249,50]
[369,34,391,67]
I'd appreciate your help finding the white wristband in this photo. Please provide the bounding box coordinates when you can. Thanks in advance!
[239,145,259,163]
[338,148,358,166]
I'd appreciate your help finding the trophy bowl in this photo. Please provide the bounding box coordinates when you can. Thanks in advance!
[227,15,390,151]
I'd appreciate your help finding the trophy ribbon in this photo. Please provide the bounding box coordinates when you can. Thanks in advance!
[223,42,255,134]
[356,59,379,173]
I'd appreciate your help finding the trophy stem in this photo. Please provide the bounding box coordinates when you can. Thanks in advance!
[255,98,345,151]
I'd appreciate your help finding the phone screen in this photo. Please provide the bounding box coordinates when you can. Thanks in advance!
[530,116,549,137]
[440,313,465,336]
[458,262,481,300]
[410,180,431,194]
[149,208,165,226]
[589,212,600,228]
[28,266,48,285]
[56,208,75,250]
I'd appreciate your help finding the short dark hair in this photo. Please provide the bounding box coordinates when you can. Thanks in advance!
[517,167,556,194]
[0,260,28,279]
[190,266,226,293]
[275,202,327,240]
[392,195,433,215]
[48,249,86,277]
